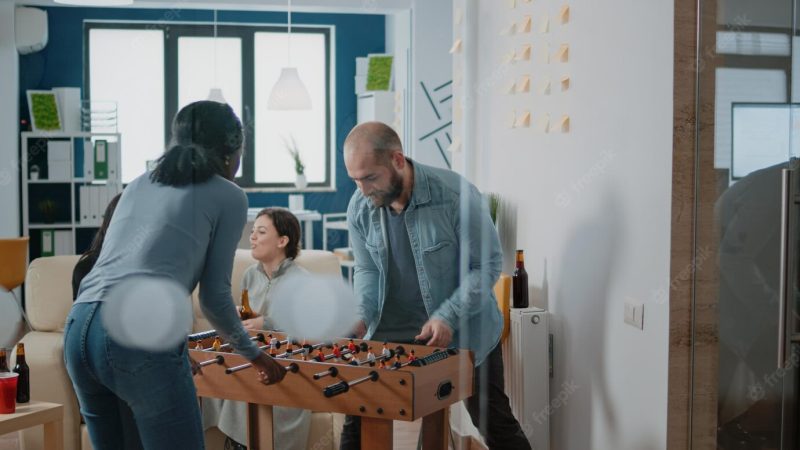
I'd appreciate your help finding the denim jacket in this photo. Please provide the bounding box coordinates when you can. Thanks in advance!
[347,160,503,366]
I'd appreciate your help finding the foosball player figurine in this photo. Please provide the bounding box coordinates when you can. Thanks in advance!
[195,341,204,350]
[347,339,356,353]
[381,342,391,360]
[393,353,403,369]
[315,349,326,362]
[366,347,376,366]
[212,336,222,352]
[332,343,342,359]
[379,359,387,369]
[301,347,309,361]
[407,349,417,362]
[268,334,279,356]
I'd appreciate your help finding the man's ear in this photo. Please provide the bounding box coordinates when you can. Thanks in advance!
[391,150,406,169]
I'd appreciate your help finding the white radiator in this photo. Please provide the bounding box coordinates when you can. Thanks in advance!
[503,307,551,450]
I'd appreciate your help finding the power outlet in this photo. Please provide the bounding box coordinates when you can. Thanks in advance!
[624,302,644,330]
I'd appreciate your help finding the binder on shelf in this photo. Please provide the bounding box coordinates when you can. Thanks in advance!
[89,185,100,225]
[54,230,73,255]
[79,186,89,224]
[73,138,83,178]
[41,230,54,257]
[83,139,94,180]
[94,140,108,180]
[107,141,119,182]
[47,140,71,181]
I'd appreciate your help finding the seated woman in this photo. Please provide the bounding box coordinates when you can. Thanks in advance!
[203,207,312,450]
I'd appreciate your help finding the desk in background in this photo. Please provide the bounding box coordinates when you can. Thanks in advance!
[239,208,322,250]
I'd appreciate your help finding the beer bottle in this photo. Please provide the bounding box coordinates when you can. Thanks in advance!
[512,250,529,308]
[239,289,255,320]
[0,348,8,372]
[13,343,30,403]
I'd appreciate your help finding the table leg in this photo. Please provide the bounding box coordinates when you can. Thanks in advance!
[361,417,393,450]
[421,408,450,450]
[43,419,63,450]
[247,403,274,450]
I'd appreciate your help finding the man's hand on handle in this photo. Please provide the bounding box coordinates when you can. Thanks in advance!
[415,319,453,348]
[253,352,287,385]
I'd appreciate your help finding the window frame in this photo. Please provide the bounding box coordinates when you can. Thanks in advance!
[84,20,334,191]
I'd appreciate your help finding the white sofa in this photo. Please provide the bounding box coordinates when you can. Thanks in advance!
[18,249,344,450]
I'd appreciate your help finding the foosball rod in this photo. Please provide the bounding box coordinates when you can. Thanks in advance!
[349,346,405,367]
[226,361,300,375]
[277,340,333,358]
[199,355,226,367]
[323,370,380,397]
[188,330,218,342]
[213,333,267,351]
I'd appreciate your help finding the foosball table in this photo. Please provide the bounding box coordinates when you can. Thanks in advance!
[188,329,475,450]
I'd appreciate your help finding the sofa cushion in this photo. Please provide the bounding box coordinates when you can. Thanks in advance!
[191,249,341,332]
[25,255,80,332]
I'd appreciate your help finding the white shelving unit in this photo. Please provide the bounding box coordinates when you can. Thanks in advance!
[21,131,122,259]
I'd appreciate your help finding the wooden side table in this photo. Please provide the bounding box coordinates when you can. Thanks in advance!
[0,401,63,450]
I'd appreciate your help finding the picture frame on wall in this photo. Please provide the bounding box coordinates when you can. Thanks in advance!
[26,90,63,132]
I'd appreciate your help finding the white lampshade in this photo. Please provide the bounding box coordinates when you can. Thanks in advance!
[267,67,312,110]
[54,0,133,5]
[207,88,227,103]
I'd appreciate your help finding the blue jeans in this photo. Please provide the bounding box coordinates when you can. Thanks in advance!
[64,302,204,450]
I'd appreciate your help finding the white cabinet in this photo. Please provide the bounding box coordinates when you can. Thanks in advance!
[357,92,395,125]
[21,132,122,259]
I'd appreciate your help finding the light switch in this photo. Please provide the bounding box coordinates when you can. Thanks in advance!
[624,302,643,330]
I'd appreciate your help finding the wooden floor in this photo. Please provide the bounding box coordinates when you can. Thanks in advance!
[0,423,485,450]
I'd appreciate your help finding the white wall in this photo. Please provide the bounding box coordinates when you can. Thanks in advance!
[457,0,673,448]
[0,2,26,349]
[1,3,19,238]
[409,0,452,169]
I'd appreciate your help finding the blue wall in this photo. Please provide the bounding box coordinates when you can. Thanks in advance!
[19,6,385,249]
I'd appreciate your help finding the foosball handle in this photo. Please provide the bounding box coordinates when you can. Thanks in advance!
[324,381,350,398]
[286,363,299,373]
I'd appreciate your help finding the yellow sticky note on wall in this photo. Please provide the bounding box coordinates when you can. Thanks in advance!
[520,15,532,33]
[501,21,517,35]
[557,44,570,62]
[538,43,550,64]
[538,79,551,95]
[559,5,570,24]
[515,44,532,61]
[559,115,570,133]
[536,114,550,133]
[560,76,571,91]
[540,16,550,33]
[505,81,517,95]
[517,75,531,93]
[515,111,531,128]
[449,39,463,54]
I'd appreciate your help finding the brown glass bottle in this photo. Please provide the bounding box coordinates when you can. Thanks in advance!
[13,343,30,403]
[0,348,8,372]
[239,289,255,320]
[512,250,529,308]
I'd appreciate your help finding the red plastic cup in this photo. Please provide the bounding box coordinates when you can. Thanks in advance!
[0,372,19,414]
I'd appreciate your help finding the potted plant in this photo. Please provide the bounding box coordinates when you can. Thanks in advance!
[37,199,58,223]
[283,135,306,189]
[487,192,501,226]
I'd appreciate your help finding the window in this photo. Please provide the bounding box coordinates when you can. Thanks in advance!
[88,28,165,183]
[86,22,332,189]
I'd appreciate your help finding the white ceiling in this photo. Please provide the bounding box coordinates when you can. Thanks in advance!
[7,0,412,14]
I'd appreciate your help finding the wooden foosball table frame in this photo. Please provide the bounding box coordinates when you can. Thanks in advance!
[189,330,474,450]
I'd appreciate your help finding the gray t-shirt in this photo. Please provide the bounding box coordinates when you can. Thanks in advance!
[373,207,429,342]
[75,172,261,360]
[240,258,308,331]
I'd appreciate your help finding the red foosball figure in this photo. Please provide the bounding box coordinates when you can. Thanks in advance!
[347,339,356,353]
[379,359,387,369]
[212,337,222,352]
[315,349,326,362]
[332,343,342,359]
[407,349,417,362]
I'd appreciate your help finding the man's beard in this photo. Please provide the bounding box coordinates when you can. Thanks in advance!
[369,169,404,207]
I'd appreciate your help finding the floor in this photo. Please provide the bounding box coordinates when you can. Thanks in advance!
[0,422,477,450]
